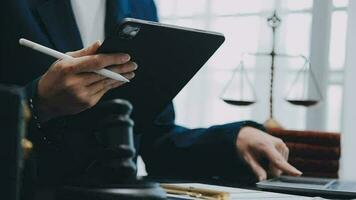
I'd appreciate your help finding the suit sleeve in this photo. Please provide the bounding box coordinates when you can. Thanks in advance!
[140,104,266,181]
[24,78,43,142]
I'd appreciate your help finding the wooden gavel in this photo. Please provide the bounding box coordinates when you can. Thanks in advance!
[0,85,33,200]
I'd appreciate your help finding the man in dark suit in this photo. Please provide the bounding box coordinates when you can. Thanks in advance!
[0,0,301,192]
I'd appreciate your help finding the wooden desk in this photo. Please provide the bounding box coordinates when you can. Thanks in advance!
[152,177,352,200]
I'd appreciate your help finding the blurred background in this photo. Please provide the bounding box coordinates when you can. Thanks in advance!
[151,0,356,180]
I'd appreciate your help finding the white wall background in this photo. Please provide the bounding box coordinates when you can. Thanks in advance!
[340,0,356,181]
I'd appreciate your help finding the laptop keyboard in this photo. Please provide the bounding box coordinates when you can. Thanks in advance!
[327,181,356,191]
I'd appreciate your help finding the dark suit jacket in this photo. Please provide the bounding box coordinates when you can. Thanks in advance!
[0,0,265,187]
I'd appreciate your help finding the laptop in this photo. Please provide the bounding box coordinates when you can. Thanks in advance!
[257,176,356,198]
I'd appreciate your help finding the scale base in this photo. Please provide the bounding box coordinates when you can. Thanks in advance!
[264,118,283,130]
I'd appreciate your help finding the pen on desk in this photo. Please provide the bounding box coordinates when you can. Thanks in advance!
[19,38,130,82]
[161,184,229,200]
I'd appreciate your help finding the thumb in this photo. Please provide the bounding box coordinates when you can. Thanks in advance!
[67,40,102,58]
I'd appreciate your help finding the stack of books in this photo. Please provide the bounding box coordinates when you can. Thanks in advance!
[268,128,340,178]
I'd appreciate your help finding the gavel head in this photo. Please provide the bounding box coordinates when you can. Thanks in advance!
[83,99,137,185]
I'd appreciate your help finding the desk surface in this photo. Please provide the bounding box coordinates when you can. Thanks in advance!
[164,183,319,200]
[153,177,354,200]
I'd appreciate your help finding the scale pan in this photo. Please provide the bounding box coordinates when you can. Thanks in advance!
[220,60,257,107]
[286,99,319,107]
[222,99,256,106]
[285,57,322,108]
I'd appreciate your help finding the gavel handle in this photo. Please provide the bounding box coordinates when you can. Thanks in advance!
[22,139,33,160]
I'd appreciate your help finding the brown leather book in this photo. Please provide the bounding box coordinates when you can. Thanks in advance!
[286,142,340,160]
[288,158,339,173]
[268,128,340,147]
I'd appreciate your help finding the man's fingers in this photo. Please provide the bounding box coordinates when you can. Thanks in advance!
[244,154,267,181]
[278,143,289,161]
[81,71,135,86]
[61,53,131,74]
[78,62,138,85]
[77,53,131,73]
[122,72,136,80]
[90,82,117,104]
[269,142,289,177]
[268,164,282,177]
[108,62,138,74]
[87,78,122,95]
[87,72,136,95]
[111,81,122,89]
[78,72,107,86]
[265,147,302,176]
[67,41,101,58]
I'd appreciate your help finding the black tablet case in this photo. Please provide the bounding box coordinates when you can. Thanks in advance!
[98,19,225,132]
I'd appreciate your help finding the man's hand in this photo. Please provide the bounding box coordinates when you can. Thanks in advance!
[236,126,302,181]
[37,41,137,121]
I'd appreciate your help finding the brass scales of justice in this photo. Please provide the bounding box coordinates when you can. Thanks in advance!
[220,11,323,129]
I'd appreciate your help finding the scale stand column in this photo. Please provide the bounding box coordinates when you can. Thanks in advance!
[264,11,283,129]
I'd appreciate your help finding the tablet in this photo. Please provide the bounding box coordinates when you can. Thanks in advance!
[97,18,225,132]
[257,176,356,198]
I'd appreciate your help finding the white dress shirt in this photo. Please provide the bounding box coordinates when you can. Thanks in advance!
[70,0,106,47]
